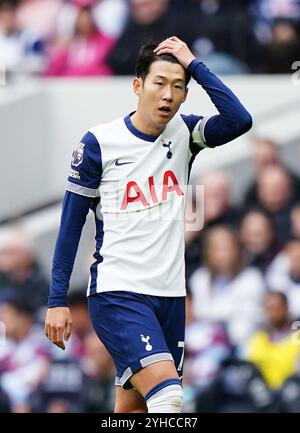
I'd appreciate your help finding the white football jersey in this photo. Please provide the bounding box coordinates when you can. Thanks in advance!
[66,112,208,297]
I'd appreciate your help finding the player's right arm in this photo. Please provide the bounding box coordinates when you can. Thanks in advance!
[45,131,102,350]
[155,37,252,147]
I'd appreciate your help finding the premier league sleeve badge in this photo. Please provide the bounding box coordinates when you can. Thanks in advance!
[71,143,85,167]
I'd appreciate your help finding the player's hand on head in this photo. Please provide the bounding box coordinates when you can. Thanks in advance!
[154,36,196,69]
[44,307,72,350]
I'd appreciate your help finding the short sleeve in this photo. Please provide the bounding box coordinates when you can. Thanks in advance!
[66,131,102,198]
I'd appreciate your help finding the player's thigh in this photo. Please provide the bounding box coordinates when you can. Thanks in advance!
[130,359,179,397]
[88,291,174,389]
[115,386,147,413]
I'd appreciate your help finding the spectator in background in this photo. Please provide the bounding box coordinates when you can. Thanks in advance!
[32,290,93,413]
[0,0,44,74]
[291,203,300,240]
[0,387,11,412]
[183,293,232,412]
[44,2,115,77]
[92,0,128,39]
[256,166,297,243]
[16,0,62,42]
[82,334,115,413]
[266,239,300,319]
[263,20,300,74]
[0,296,50,412]
[68,290,92,360]
[56,0,128,41]
[239,209,281,274]
[0,227,48,311]
[33,351,87,413]
[189,0,257,74]
[250,0,300,46]
[35,296,114,413]
[185,171,240,280]
[189,226,265,346]
[107,0,195,75]
[33,288,91,413]
[45,398,73,413]
[242,292,300,393]
[199,171,241,229]
[244,138,300,209]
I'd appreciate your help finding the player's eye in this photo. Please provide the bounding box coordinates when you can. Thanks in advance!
[174,85,183,89]
[155,82,163,86]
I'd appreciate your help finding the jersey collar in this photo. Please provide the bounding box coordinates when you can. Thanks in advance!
[124,112,159,142]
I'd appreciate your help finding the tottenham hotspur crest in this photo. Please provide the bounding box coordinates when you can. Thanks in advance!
[162,140,173,159]
[72,143,85,167]
[140,334,152,351]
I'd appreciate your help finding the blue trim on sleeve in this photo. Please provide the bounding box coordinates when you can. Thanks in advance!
[48,191,91,307]
[187,60,252,147]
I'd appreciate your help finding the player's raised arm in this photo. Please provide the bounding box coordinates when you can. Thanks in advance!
[45,131,102,350]
[154,36,252,147]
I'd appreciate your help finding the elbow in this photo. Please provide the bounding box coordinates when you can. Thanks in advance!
[238,110,253,134]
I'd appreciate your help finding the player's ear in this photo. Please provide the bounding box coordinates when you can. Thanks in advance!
[133,77,143,97]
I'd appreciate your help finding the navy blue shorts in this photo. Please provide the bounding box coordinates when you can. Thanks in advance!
[88,291,185,389]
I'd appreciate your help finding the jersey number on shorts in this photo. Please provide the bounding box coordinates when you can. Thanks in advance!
[177,341,185,371]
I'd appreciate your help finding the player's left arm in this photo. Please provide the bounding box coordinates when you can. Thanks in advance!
[154,36,252,148]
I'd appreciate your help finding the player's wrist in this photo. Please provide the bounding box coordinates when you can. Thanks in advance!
[182,55,196,70]
[47,297,69,308]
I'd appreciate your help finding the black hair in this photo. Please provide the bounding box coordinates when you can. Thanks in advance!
[135,41,191,85]
[0,0,19,9]
[239,207,276,232]
[4,294,36,318]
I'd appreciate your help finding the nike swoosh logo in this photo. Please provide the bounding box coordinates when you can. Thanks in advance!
[115,159,134,166]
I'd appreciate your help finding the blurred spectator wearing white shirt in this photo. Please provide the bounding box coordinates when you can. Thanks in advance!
[0,296,50,412]
[0,227,49,311]
[266,239,300,319]
[189,226,265,346]
[16,0,62,42]
[183,294,232,412]
[56,0,128,40]
[0,1,44,75]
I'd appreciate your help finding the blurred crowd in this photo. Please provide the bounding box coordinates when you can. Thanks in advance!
[1,0,300,79]
[183,137,300,412]
[1,136,300,412]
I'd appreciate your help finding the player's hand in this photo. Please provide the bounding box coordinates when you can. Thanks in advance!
[154,36,196,69]
[44,307,72,350]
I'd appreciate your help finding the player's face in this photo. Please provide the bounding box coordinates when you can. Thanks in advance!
[135,60,188,129]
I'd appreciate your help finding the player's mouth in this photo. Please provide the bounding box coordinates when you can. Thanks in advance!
[158,106,172,118]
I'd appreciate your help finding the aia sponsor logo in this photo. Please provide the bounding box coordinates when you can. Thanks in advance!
[120,170,184,210]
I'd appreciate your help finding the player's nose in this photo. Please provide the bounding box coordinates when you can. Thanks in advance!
[162,86,173,102]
